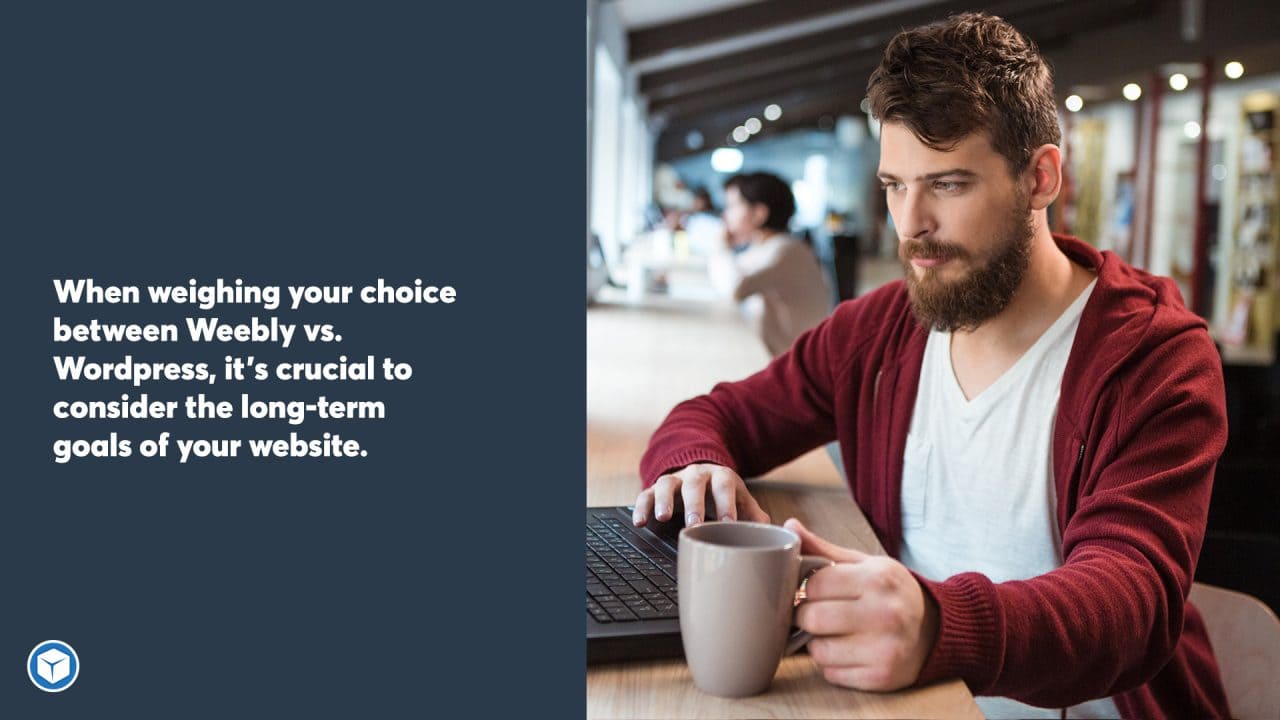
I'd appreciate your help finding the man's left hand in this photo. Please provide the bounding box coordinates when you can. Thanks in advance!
[787,518,940,692]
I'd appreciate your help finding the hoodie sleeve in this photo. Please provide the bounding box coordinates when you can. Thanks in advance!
[913,319,1227,709]
[639,299,862,485]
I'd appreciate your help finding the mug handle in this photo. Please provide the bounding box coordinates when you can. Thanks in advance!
[785,555,835,655]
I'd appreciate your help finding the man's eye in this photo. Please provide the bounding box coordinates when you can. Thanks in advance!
[934,181,965,193]
[880,182,902,192]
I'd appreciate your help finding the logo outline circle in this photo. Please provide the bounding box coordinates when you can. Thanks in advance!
[27,639,80,693]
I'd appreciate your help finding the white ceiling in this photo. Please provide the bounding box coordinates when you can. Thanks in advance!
[613,0,761,30]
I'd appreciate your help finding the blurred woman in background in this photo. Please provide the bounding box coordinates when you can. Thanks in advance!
[710,171,832,357]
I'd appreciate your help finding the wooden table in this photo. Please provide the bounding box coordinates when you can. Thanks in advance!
[586,288,981,719]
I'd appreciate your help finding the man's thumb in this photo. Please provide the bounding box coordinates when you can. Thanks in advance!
[784,518,865,562]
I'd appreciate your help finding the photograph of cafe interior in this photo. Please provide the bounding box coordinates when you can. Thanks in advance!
[586,1,1280,718]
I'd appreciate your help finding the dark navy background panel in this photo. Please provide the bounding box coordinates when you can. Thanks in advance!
[2,2,583,716]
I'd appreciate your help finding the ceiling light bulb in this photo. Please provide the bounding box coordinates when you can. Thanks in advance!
[1123,83,1142,101]
[1065,95,1083,112]
[1224,61,1244,79]
[710,148,744,173]
[1169,73,1189,91]
[764,104,782,121]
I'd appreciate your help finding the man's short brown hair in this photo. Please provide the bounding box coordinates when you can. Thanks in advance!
[866,12,1060,174]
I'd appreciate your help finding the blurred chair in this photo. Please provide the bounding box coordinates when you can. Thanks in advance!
[831,233,861,301]
[1190,582,1280,719]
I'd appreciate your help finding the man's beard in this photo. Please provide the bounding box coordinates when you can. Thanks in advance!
[900,202,1034,333]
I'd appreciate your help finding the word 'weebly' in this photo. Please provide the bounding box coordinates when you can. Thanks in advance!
[187,317,297,347]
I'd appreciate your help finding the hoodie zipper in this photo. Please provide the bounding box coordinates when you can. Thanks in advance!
[1065,441,1086,521]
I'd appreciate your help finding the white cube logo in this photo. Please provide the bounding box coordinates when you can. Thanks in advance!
[37,648,70,684]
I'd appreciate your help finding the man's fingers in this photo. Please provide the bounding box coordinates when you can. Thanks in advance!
[652,475,679,521]
[801,564,870,602]
[680,469,710,526]
[633,488,654,526]
[645,465,771,526]
[795,596,887,636]
[708,470,737,521]
[811,633,914,691]
[819,662,899,692]
[796,599,859,636]
[784,518,866,562]
[805,634,885,669]
[737,484,771,523]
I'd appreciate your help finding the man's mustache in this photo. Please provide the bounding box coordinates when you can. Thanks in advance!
[900,238,969,262]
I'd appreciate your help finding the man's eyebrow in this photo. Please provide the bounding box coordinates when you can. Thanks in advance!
[876,168,980,182]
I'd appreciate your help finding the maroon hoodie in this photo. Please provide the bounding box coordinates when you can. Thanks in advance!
[642,235,1230,718]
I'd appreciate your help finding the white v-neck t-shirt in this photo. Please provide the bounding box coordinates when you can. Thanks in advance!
[899,280,1119,719]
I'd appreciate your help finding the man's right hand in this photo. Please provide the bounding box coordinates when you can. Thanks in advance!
[632,463,770,528]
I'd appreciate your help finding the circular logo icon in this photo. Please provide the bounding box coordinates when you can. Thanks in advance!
[27,640,79,692]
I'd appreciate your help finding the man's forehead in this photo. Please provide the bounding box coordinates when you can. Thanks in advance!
[877,123,998,175]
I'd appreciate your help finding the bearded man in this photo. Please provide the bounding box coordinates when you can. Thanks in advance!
[632,12,1231,719]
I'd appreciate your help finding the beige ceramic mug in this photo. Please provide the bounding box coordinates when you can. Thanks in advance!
[678,521,832,697]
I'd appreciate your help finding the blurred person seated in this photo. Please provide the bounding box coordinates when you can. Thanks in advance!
[709,172,832,357]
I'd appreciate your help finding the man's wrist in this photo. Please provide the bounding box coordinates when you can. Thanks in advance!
[913,581,941,684]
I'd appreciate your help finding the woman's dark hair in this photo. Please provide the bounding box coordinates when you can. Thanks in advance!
[866,12,1060,174]
[691,186,713,208]
[724,172,795,232]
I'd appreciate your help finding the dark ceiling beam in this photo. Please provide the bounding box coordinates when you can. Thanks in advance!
[663,84,862,139]
[651,0,1280,163]
[656,82,870,159]
[645,0,1161,122]
[635,0,982,99]
[640,30,882,101]
[650,57,879,120]
[650,47,881,113]
[628,0,878,63]
[650,0,1166,163]
[636,0,1116,106]
[656,94,865,162]
[1012,0,1159,51]
[1046,0,1279,92]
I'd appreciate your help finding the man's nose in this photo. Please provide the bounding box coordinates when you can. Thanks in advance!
[894,190,936,240]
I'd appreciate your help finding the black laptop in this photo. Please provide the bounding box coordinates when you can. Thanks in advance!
[586,506,686,663]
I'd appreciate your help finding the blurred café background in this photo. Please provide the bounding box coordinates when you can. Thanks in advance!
[586,0,1280,612]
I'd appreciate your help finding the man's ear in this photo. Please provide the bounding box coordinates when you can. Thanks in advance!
[749,202,770,230]
[1024,144,1062,210]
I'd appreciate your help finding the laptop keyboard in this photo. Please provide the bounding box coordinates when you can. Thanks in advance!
[586,514,679,623]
